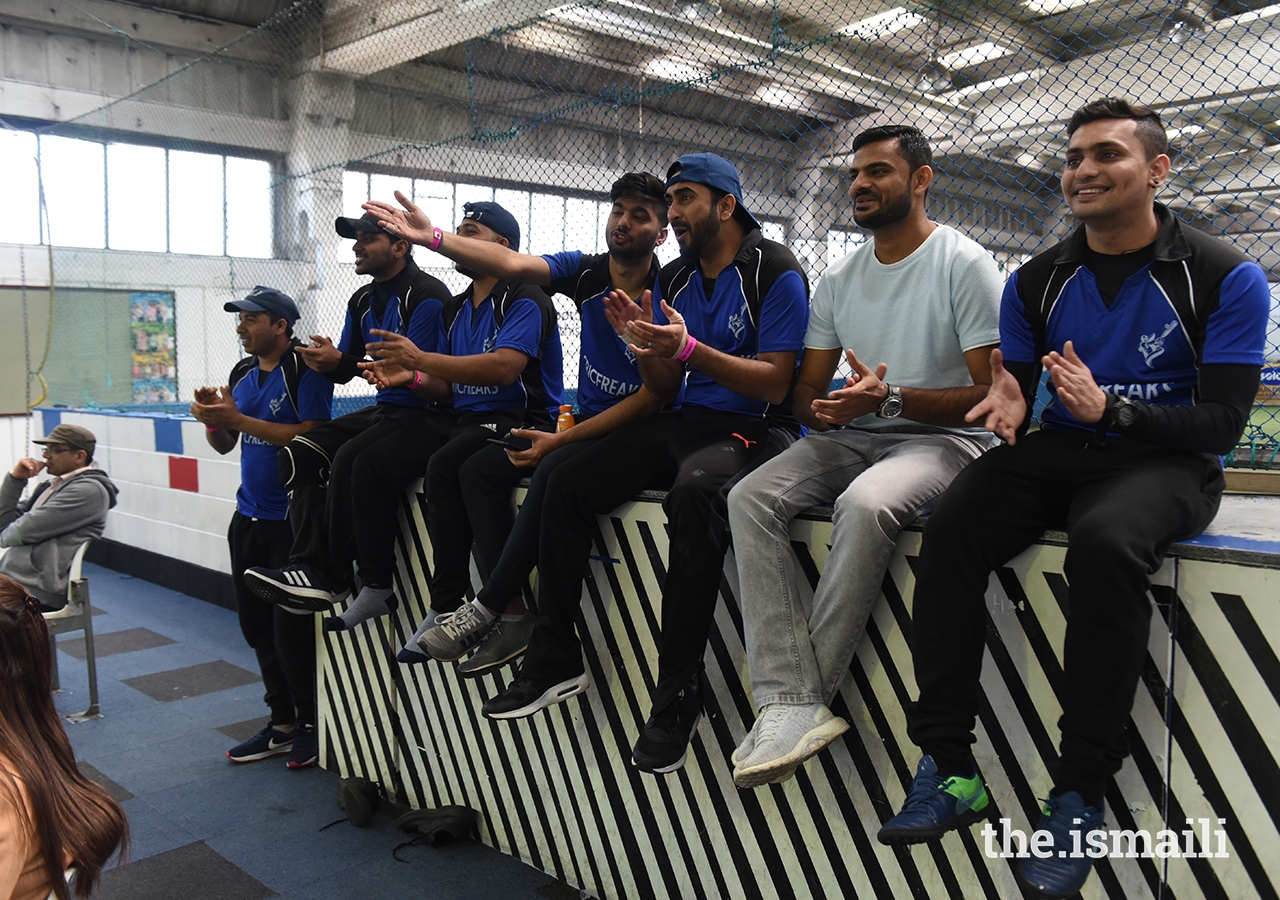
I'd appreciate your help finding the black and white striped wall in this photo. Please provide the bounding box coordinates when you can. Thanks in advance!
[316,487,1280,900]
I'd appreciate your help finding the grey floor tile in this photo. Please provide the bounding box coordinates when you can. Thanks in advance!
[123,660,261,702]
[95,841,274,900]
[77,760,135,801]
[218,716,273,743]
[59,626,176,660]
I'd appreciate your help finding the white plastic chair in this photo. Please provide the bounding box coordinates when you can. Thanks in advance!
[42,542,100,722]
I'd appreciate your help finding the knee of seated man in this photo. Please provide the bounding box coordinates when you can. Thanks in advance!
[278,440,328,490]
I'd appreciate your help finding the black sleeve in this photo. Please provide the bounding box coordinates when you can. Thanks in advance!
[1004,359,1040,439]
[325,354,362,384]
[1120,363,1259,455]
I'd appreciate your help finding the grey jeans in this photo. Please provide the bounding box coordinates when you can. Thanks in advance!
[727,428,994,710]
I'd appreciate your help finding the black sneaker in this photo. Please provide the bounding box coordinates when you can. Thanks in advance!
[337,776,380,827]
[245,563,348,612]
[632,672,705,774]
[481,670,590,720]
[286,723,318,769]
[226,723,294,763]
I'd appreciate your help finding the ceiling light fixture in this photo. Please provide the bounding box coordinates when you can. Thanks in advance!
[917,54,953,93]
[840,7,926,40]
[675,0,721,19]
[1161,0,1213,43]
[939,41,1013,68]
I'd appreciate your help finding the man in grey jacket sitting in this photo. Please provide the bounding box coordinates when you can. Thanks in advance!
[0,424,118,610]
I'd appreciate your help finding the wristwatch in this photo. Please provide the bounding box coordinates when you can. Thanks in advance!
[1099,392,1139,437]
[876,384,903,419]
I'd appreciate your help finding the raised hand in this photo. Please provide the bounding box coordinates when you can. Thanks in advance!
[1043,340,1106,424]
[298,335,342,373]
[191,385,242,429]
[10,458,45,479]
[965,348,1026,443]
[811,348,888,426]
[365,328,427,371]
[625,298,688,358]
[193,386,219,405]
[603,288,651,344]
[357,359,414,390]
[362,190,433,246]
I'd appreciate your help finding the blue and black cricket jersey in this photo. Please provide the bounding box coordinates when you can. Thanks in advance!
[228,348,333,520]
[444,280,564,426]
[657,230,810,417]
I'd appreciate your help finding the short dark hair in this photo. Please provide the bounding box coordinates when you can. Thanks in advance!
[1067,98,1168,160]
[611,172,668,225]
[852,125,933,172]
[265,312,295,340]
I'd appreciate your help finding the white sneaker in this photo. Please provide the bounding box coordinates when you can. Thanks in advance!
[732,703,848,789]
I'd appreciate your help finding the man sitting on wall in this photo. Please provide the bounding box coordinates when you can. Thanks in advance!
[362,173,669,675]
[191,286,333,769]
[726,125,1002,788]
[880,98,1269,899]
[0,424,118,611]
[479,154,810,778]
[243,211,453,622]
[355,203,565,634]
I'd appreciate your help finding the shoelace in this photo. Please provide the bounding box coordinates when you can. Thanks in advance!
[440,605,481,639]
[900,772,946,812]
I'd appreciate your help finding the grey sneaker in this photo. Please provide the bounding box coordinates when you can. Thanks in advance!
[457,616,536,678]
[731,716,762,767]
[419,602,496,661]
[732,702,849,789]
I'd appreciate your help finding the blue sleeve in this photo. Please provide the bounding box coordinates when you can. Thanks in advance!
[998,273,1037,364]
[1202,263,1269,366]
[405,297,445,354]
[297,367,334,422]
[494,296,542,358]
[337,307,356,355]
[542,250,584,285]
[756,269,809,353]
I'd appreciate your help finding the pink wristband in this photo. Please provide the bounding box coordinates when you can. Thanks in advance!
[427,227,443,251]
[409,370,423,389]
[206,426,219,433]
[676,334,698,363]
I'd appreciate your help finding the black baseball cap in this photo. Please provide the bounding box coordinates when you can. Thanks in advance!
[665,153,762,231]
[336,211,397,240]
[223,286,300,325]
[461,201,520,252]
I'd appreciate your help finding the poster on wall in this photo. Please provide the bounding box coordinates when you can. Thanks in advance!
[131,292,177,403]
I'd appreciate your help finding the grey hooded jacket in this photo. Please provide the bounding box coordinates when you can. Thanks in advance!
[0,468,119,608]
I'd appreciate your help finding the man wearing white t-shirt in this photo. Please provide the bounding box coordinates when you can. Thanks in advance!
[726,125,1003,787]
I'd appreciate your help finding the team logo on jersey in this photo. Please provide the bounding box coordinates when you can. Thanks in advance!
[728,298,748,340]
[1138,320,1179,368]
[484,330,497,353]
[622,341,637,366]
[269,392,286,416]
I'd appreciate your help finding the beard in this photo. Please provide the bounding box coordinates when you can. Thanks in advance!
[455,261,480,280]
[852,188,912,229]
[678,212,721,261]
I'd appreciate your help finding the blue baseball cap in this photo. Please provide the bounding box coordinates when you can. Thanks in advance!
[462,201,520,252]
[224,286,300,325]
[665,153,762,231]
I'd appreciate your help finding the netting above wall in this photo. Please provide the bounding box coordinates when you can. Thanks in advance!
[3,0,1279,461]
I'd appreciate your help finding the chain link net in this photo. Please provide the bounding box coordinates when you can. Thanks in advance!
[5,0,1280,462]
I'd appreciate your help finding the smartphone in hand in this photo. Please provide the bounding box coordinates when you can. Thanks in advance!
[486,433,533,452]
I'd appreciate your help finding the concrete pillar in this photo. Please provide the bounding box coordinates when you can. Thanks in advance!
[279,71,356,342]
[789,165,833,284]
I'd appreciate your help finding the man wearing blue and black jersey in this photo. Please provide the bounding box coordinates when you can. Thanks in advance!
[245,213,453,620]
[479,154,810,776]
[882,99,1269,899]
[364,173,670,675]
[355,201,563,635]
[191,287,333,769]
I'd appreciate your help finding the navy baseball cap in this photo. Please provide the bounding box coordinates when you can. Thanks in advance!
[224,286,300,325]
[665,153,762,231]
[336,211,397,240]
[462,201,520,252]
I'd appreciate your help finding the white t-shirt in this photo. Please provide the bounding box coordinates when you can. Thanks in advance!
[806,223,1003,432]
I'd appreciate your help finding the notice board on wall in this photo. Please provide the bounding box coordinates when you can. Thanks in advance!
[0,286,172,410]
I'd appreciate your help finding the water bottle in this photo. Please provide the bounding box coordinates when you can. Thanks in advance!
[556,404,575,433]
